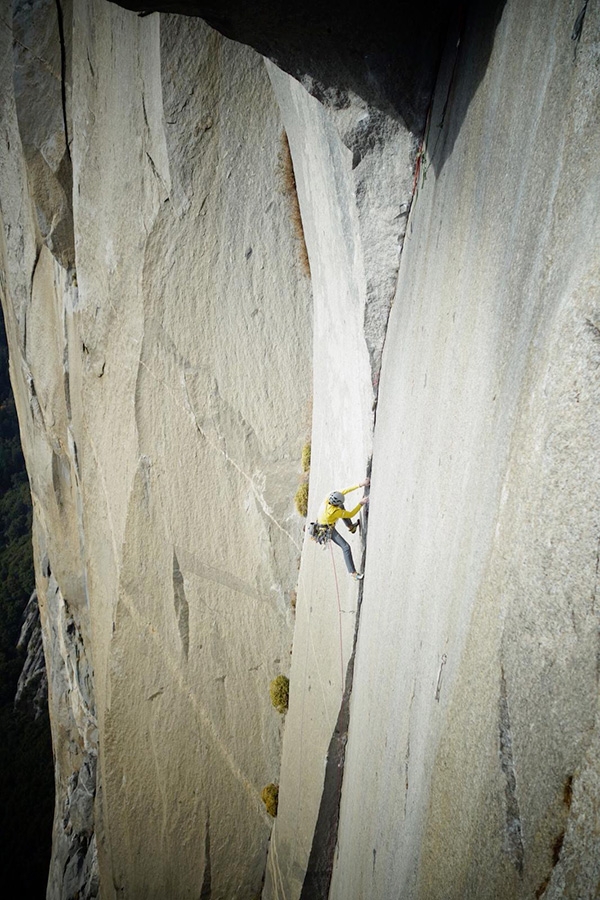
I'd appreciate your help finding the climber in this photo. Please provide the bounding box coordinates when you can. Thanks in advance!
[317,479,369,580]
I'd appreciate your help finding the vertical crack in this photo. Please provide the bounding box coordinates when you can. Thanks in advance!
[499,666,524,875]
[200,817,212,899]
[173,551,190,660]
[54,0,71,163]
[572,0,589,45]
[593,536,600,685]
[299,496,370,900]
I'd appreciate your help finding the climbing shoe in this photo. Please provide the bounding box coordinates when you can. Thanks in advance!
[352,572,364,581]
[348,521,359,534]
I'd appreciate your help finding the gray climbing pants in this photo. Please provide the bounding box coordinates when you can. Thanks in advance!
[330,524,356,574]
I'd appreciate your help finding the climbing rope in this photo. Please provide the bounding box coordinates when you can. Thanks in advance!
[328,539,345,691]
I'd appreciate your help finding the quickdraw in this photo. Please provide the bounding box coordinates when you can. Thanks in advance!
[307,521,332,546]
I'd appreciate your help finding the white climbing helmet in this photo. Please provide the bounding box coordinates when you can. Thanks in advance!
[328,491,345,507]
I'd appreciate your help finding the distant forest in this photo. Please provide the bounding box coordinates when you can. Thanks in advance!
[0,316,54,894]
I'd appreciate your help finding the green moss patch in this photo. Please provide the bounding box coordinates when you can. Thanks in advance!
[261,783,279,817]
[294,480,309,517]
[301,443,311,472]
[269,675,289,714]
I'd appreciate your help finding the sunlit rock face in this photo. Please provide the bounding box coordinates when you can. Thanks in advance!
[16,591,48,717]
[1,1,318,895]
[3,0,600,899]
[2,0,417,890]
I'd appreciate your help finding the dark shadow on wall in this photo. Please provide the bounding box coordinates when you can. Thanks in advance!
[0,316,54,897]
[109,0,487,136]
[425,0,508,175]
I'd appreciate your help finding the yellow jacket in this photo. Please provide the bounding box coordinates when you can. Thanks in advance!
[317,485,362,526]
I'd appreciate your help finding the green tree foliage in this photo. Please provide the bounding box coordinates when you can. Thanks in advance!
[0,315,53,892]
